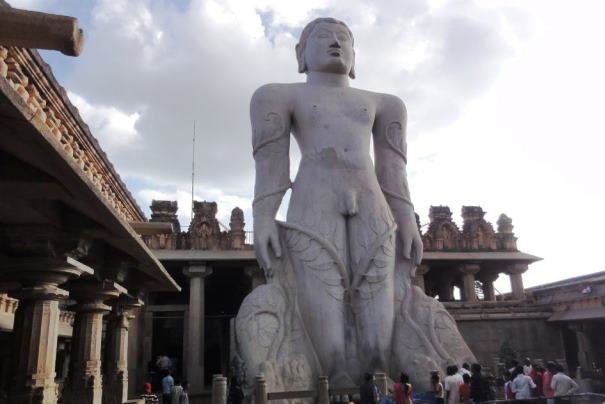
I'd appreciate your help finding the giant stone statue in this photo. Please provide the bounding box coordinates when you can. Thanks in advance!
[235,17,475,393]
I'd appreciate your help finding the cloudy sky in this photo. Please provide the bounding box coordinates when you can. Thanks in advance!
[11,0,605,292]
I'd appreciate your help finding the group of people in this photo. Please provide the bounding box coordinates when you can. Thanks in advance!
[141,370,190,404]
[504,358,578,402]
[433,363,493,404]
[359,363,493,404]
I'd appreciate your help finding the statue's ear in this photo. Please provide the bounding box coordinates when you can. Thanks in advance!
[349,50,356,79]
[295,43,307,74]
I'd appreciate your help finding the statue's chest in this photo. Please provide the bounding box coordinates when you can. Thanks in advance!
[295,94,375,130]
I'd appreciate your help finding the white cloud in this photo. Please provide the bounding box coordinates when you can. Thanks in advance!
[68,91,141,151]
[22,0,605,289]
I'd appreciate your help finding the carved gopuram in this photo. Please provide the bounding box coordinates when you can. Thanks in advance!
[0,4,179,404]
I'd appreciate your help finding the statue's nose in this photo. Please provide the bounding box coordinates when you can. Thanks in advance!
[329,41,341,49]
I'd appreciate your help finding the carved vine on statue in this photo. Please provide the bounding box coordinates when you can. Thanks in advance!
[235,17,475,394]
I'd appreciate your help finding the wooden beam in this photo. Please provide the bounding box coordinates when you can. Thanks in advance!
[0,6,83,56]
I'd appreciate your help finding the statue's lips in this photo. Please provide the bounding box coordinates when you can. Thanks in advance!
[328,49,342,57]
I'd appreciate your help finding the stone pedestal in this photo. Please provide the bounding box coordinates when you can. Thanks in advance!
[412,264,430,292]
[506,264,528,300]
[103,297,142,404]
[211,374,227,404]
[183,264,213,393]
[317,376,330,404]
[63,281,120,404]
[3,259,89,404]
[459,264,480,302]
[254,375,268,404]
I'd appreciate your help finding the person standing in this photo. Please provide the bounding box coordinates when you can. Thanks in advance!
[141,382,159,404]
[551,364,578,398]
[469,364,491,403]
[459,374,471,404]
[503,371,515,400]
[459,364,471,378]
[523,358,533,376]
[171,380,184,404]
[162,370,175,404]
[360,373,380,404]
[393,373,413,404]
[511,366,536,400]
[533,365,544,397]
[444,366,463,404]
[543,362,556,404]
[431,373,445,404]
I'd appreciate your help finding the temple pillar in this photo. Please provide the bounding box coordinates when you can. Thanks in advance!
[478,272,499,302]
[506,263,528,300]
[412,264,430,293]
[459,264,480,302]
[569,323,593,376]
[183,264,213,394]
[62,281,121,404]
[2,258,89,404]
[244,265,264,290]
[103,296,142,404]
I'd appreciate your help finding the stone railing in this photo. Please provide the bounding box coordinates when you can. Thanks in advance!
[0,45,144,222]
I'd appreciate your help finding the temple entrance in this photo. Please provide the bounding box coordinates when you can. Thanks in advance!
[152,311,185,387]
[204,267,252,385]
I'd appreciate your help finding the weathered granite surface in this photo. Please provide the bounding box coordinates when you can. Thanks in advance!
[235,17,474,393]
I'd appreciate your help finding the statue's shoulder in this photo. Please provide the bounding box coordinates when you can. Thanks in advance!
[353,88,406,115]
[251,83,301,105]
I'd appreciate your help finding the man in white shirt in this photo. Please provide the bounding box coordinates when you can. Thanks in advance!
[511,366,536,399]
[551,367,578,397]
[444,365,464,404]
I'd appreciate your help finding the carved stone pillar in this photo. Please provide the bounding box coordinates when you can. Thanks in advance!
[412,264,430,293]
[506,263,528,300]
[244,265,265,290]
[459,264,480,302]
[103,296,142,404]
[183,264,213,394]
[63,281,121,404]
[478,271,499,302]
[4,260,89,404]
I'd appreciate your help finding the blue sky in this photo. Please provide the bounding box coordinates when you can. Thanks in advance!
[11,0,605,292]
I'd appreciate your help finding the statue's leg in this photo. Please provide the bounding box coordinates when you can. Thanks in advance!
[348,211,396,374]
[284,216,352,386]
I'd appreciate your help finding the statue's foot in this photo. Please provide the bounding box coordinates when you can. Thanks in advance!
[330,371,355,388]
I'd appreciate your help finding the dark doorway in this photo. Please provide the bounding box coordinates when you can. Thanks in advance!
[204,267,251,385]
[562,326,579,371]
[152,311,185,388]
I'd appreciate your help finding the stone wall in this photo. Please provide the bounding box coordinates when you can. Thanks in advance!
[457,318,565,371]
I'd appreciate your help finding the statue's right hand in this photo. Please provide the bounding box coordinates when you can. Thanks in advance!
[254,217,282,274]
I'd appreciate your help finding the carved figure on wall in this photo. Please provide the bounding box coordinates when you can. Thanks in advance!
[235,17,474,393]
[189,201,221,250]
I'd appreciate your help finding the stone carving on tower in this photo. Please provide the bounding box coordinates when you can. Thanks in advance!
[230,207,247,250]
[496,214,518,251]
[189,201,223,250]
[423,206,462,250]
[461,206,497,250]
[148,200,180,249]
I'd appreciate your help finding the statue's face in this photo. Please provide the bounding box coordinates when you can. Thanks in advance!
[304,21,354,76]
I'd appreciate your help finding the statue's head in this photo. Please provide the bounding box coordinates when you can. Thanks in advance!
[296,17,356,79]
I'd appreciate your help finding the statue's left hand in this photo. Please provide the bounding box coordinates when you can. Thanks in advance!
[395,208,423,266]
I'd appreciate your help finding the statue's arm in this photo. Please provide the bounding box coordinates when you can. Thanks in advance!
[372,94,423,265]
[250,84,292,270]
